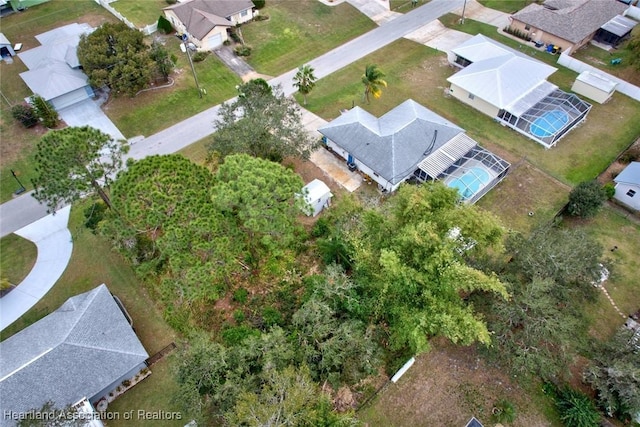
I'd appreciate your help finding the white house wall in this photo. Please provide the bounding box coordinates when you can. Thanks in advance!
[326,140,397,191]
[614,183,640,210]
[229,8,255,25]
[448,84,500,117]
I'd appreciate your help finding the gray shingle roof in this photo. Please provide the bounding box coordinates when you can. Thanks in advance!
[0,285,148,420]
[318,100,464,185]
[614,162,640,185]
[511,0,628,44]
[165,0,254,40]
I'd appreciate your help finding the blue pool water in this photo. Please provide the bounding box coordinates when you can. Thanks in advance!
[447,166,491,200]
[529,109,569,138]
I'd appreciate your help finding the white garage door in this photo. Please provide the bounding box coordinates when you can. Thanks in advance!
[51,87,90,110]
[207,33,223,49]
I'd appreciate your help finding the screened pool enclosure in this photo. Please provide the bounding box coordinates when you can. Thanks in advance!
[498,88,592,148]
[413,135,510,204]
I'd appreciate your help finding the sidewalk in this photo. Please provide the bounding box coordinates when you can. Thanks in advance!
[0,206,73,331]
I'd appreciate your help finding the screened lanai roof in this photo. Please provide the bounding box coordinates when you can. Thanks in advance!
[506,80,558,117]
[417,133,477,178]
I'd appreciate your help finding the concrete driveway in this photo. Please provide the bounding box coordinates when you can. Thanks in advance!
[453,0,510,29]
[58,98,125,141]
[0,205,72,331]
[405,20,472,60]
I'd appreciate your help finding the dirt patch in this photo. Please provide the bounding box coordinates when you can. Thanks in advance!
[597,137,640,185]
[359,338,551,426]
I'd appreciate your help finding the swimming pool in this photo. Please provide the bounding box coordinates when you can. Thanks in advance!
[447,166,491,201]
[529,109,569,138]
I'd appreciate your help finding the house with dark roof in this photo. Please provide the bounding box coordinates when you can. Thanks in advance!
[508,0,628,54]
[448,34,591,148]
[613,161,640,210]
[18,23,94,110]
[164,0,256,51]
[0,284,149,426]
[318,99,509,202]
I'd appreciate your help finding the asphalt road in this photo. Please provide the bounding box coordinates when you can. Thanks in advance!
[0,0,463,237]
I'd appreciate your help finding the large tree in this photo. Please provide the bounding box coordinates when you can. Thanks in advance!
[77,22,153,97]
[345,183,508,353]
[208,81,314,161]
[211,154,306,270]
[361,64,387,103]
[32,126,127,212]
[584,328,640,420]
[293,64,317,105]
[109,154,242,305]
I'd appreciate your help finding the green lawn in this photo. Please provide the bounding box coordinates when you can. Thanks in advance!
[109,0,166,28]
[241,0,377,76]
[0,234,37,285]
[579,207,640,340]
[105,37,241,138]
[107,358,186,427]
[477,0,533,14]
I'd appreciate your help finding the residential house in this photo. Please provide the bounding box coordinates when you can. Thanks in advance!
[18,23,95,110]
[447,34,591,148]
[508,0,628,54]
[613,161,640,210]
[0,284,149,426]
[164,0,256,50]
[318,99,509,202]
[0,33,16,58]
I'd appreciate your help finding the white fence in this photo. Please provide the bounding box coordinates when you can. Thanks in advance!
[557,52,640,102]
[94,0,158,35]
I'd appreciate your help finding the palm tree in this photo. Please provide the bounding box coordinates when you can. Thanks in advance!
[293,65,317,105]
[361,64,387,103]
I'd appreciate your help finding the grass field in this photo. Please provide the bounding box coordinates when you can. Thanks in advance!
[241,0,377,76]
[0,234,37,285]
[477,0,534,14]
[109,0,166,28]
[103,36,241,138]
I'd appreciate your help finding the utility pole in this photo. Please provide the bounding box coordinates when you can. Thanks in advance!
[181,34,203,99]
[460,0,467,24]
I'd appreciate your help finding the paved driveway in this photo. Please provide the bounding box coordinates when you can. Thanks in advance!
[58,98,125,141]
[405,20,472,61]
[0,205,72,331]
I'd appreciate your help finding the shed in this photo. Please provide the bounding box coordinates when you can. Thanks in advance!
[0,32,15,57]
[613,161,640,210]
[571,71,617,104]
[300,179,332,217]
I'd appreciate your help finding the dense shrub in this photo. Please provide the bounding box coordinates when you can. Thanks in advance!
[619,145,640,164]
[233,288,248,303]
[11,104,38,128]
[157,15,173,34]
[567,180,607,218]
[29,95,59,129]
[503,26,532,42]
[221,325,260,346]
[603,182,615,199]
[556,388,600,427]
[234,45,252,57]
[83,201,108,233]
[254,14,269,21]
[252,0,265,9]
[192,51,208,62]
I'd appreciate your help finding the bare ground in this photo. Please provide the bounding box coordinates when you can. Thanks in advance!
[359,338,553,426]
